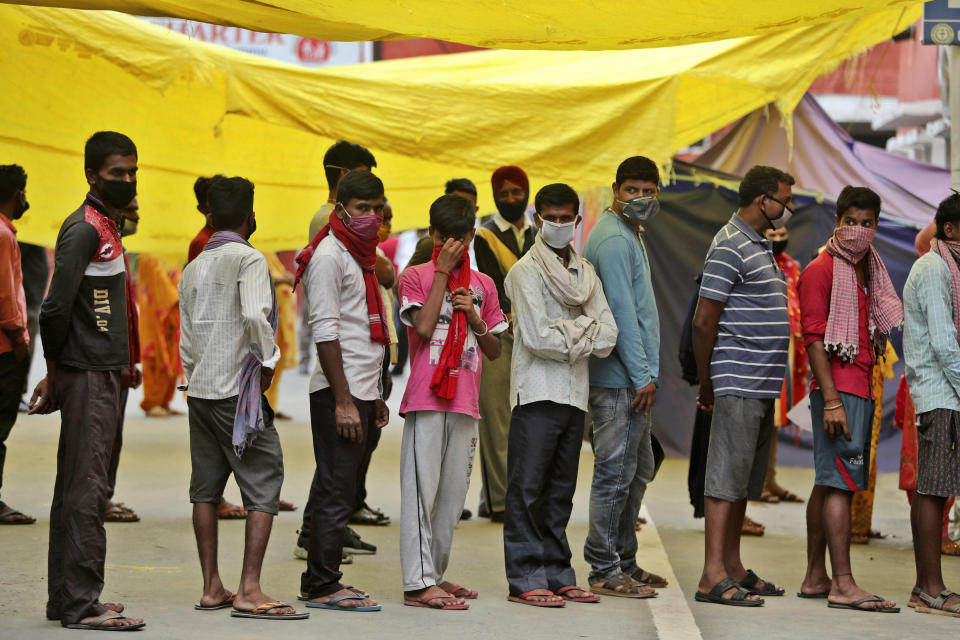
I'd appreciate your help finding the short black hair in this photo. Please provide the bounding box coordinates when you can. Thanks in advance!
[194,174,226,210]
[324,140,377,191]
[85,131,137,173]
[0,164,27,202]
[615,156,660,187]
[429,195,476,236]
[208,176,254,231]
[738,165,795,206]
[445,178,477,197]
[935,191,960,240]
[836,185,881,219]
[534,183,580,215]
[337,170,384,205]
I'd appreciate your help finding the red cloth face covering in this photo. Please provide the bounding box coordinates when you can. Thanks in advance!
[429,244,471,399]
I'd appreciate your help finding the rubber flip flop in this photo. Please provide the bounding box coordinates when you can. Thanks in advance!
[442,583,478,599]
[0,509,36,525]
[827,596,899,613]
[65,613,146,630]
[739,569,784,596]
[507,591,565,607]
[797,591,830,599]
[305,595,381,612]
[404,593,469,610]
[231,601,309,620]
[556,586,600,603]
[298,587,367,601]
[194,592,236,610]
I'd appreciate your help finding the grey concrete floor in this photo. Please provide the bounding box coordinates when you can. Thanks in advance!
[2,364,959,638]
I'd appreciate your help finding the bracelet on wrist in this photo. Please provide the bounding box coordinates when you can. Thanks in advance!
[434,269,451,278]
[824,403,844,411]
[823,397,840,404]
[473,320,489,337]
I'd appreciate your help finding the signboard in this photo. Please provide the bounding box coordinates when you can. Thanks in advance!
[923,0,960,45]
[140,17,372,67]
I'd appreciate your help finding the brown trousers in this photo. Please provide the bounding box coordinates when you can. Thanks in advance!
[46,367,124,625]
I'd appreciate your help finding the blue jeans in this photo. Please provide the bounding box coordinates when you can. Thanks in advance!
[584,387,655,583]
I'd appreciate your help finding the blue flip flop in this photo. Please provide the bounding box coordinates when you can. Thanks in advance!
[305,595,381,612]
[299,587,368,601]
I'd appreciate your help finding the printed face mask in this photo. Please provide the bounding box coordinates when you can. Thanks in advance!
[833,224,875,259]
[618,196,660,223]
[540,219,576,249]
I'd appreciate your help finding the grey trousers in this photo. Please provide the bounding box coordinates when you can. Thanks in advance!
[47,367,124,625]
[477,331,513,513]
[400,411,477,591]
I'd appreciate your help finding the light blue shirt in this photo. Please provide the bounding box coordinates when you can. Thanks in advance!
[584,210,660,390]
[903,251,960,413]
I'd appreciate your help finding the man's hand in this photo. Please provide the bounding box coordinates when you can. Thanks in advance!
[12,336,28,363]
[696,381,714,414]
[131,367,142,389]
[823,404,850,441]
[435,238,465,273]
[29,375,57,414]
[335,399,363,442]
[375,398,390,428]
[260,366,275,393]
[632,382,657,415]
[451,287,481,326]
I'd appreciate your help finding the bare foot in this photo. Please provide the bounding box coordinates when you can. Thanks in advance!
[310,588,378,609]
[0,503,35,524]
[235,590,295,615]
[77,609,144,628]
[829,580,896,610]
[405,585,466,608]
[512,588,562,604]
[198,583,234,608]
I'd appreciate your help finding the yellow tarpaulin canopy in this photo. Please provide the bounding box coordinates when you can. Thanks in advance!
[1,0,923,50]
[1,5,919,255]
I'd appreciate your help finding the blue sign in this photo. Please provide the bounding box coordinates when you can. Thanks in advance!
[924,0,960,45]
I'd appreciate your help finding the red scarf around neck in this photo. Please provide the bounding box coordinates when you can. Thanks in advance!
[294,212,390,346]
[430,245,472,399]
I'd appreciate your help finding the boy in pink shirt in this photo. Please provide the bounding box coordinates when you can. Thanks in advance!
[398,195,508,610]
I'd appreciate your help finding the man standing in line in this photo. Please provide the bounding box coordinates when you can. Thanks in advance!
[582,157,664,598]
[180,176,307,621]
[473,165,536,522]
[693,165,793,607]
[187,175,223,264]
[0,164,34,525]
[796,187,900,613]
[30,131,145,629]
[902,191,960,617]
[294,170,389,611]
[504,183,618,606]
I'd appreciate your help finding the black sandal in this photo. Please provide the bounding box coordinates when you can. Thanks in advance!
[739,569,784,596]
[695,577,764,607]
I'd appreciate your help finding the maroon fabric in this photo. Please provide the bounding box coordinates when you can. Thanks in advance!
[428,245,471,399]
[491,165,529,195]
[187,225,214,265]
[798,251,873,399]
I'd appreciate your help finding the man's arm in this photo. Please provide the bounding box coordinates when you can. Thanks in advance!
[918,262,960,398]
[581,273,619,359]
[239,253,281,371]
[316,339,365,441]
[39,221,98,362]
[473,233,510,316]
[692,296,723,413]
[0,235,27,361]
[375,252,395,289]
[506,264,579,362]
[177,278,195,384]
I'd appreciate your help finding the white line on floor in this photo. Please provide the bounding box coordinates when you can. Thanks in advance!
[639,505,704,640]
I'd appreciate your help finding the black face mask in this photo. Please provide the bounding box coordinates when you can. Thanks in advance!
[771,239,789,255]
[13,193,29,220]
[98,179,137,209]
[496,199,527,223]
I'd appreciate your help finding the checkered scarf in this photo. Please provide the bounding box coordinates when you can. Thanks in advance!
[824,225,902,362]
[932,238,960,345]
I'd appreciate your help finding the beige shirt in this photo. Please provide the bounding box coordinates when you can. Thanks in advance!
[308,201,335,242]
[179,241,281,399]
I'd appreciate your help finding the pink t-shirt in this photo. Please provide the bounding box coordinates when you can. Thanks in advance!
[398,262,508,418]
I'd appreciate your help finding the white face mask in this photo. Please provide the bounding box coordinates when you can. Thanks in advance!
[540,219,576,249]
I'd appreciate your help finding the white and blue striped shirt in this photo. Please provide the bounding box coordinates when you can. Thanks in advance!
[699,214,790,399]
